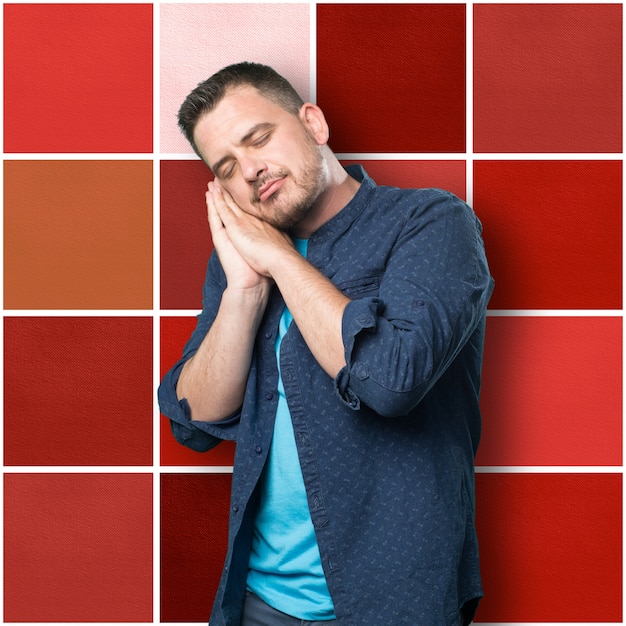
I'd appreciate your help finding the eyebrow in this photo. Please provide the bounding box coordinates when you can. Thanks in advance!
[210,122,275,176]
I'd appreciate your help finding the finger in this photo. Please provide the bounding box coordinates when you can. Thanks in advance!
[213,182,245,218]
[206,185,226,235]
[210,187,236,229]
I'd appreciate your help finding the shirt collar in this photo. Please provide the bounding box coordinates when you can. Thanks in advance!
[309,164,376,242]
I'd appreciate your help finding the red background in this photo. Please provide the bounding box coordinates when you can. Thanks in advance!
[4,473,153,621]
[4,317,153,466]
[3,2,622,623]
[474,4,622,153]
[4,4,153,153]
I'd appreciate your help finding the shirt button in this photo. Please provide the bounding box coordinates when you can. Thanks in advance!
[264,331,273,339]
[265,391,273,400]
[232,505,239,513]
[255,445,262,454]
[355,363,369,379]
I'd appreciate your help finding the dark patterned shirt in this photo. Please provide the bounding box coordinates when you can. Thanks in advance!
[158,165,494,626]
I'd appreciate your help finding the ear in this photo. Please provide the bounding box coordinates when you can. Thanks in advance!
[299,103,330,146]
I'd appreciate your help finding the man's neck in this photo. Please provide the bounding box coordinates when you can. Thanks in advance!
[291,158,361,238]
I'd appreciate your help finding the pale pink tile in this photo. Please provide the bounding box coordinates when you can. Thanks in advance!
[160,3,310,154]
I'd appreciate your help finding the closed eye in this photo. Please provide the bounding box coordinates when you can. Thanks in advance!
[220,161,236,180]
[252,132,271,148]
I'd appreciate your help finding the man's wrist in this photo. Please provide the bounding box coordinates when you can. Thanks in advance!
[222,282,271,310]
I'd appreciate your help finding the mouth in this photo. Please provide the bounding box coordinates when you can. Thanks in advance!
[257,176,286,202]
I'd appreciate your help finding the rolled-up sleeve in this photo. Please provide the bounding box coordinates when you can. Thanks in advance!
[334,296,381,411]
[158,253,241,451]
[334,190,494,417]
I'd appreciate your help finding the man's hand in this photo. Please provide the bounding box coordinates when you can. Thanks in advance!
[207,182,296,280]
[206,181,273,292]
[207,181,348,379]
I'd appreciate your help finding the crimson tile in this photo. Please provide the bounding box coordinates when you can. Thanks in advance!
[4,473,153,621]
[317,4,465,153]
[4,317,153,466]
[161,473,231,621]
[4,4,153,153]
[474,160,622,310]
[478,316,621,467]
[161,160,214,310]
[475,473,622,622]
[160,316,235,466]
[474,4,622,153]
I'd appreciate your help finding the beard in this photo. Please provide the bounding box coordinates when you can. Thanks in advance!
[249,143,327,231]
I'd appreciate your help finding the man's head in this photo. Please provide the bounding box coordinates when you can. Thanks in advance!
[178,62,335,232]
[178,62,305,160]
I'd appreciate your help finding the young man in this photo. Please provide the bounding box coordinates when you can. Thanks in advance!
[159,62,494,626]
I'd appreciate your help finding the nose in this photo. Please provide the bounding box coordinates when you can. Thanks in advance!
[240,155,266,182]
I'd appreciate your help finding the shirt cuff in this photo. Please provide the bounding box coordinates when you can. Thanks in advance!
[158,360,239,452]
[334,297,381,410]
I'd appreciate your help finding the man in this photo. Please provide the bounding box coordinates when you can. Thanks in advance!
[159,62,494,626]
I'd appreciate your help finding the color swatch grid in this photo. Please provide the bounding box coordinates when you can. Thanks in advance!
[2,1,623,624]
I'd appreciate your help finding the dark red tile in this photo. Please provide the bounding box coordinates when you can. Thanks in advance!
[161,473,231,621]
[161,160,214,310]
[317,4,465,153]
[4,317,153,466]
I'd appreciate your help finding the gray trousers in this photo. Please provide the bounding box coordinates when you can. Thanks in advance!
[241,591,338,626]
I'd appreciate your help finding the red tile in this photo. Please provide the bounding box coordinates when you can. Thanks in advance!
[4,4,153,153]
[4,317,153,466]
[478,316,622,467]
[160,316,235,466]
[161,160,214,310]
[317,4,465,153]
[474,160,622,310]
[474,4,622,153]
[341,160,466,201]
[161,473,231,621]
[475,473,622,622]
[4,473,153,621]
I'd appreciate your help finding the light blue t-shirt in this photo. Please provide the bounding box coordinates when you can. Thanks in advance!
[247,238,335,620]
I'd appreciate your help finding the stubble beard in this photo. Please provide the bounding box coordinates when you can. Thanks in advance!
[252,148,327,232]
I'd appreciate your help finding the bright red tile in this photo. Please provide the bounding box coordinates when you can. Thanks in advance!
[474,160,622,310]
[475,473,622,622]
[161,160,214,310]
[478,316,622,467]
[317,4,465,153]
[4,473,153,621]
[161,473,231,621]
[341,160,466,201]
[4,317,153,466]
[474,4,622,153]
[160,316,235,466]
[4,4,153,153]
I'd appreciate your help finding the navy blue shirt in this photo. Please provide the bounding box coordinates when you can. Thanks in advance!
[158,165,494,626]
